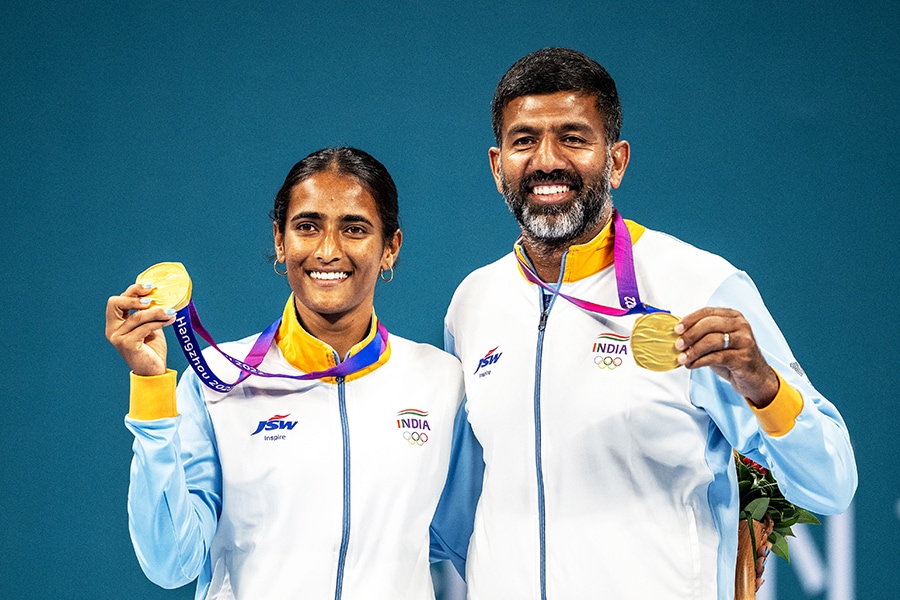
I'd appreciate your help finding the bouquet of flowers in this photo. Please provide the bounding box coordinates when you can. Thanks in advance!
[735,452,820,562]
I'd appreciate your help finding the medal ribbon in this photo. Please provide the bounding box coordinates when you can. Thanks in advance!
[172,301,389,393]
[515,209,669,316]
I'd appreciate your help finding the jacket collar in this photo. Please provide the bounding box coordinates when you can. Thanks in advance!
[514,217,646,283]
[274,295,390,383]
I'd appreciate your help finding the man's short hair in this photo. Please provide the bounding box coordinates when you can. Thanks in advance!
[491,48,622,146]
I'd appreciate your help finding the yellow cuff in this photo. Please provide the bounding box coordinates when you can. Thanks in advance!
[129,370,178,420]
[748,370,803,437]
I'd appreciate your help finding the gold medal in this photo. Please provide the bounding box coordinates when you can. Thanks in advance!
[135,262,192,311]
[631,312,681,372]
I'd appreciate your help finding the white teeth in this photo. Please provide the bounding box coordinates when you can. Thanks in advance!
[309,271,349,281]
[533,185,570,195]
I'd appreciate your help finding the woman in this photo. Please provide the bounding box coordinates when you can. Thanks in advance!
[105,147,464,599]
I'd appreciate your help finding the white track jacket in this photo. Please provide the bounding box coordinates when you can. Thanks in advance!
[430,218,856,600]
[126,298,464,599]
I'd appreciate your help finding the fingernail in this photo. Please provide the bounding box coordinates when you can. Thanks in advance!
[673,323,684,334]
[140,298,152,305]
[677,353,687,364]
[675,338,685,350]
[142,283,154,289]
[165,309,176,315]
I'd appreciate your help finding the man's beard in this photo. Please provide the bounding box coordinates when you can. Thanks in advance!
[500,153,612,252]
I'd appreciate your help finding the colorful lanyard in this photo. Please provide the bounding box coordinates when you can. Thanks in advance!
[515,209,668,316]
[173,301,389,393]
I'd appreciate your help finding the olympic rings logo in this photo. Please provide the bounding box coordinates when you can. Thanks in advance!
[403,431,429,446]
[594,355,623,370]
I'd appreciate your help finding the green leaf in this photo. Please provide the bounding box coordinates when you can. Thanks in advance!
[770,532,791,562]
[778,513,800,528]
[745,497,770,521]
[773,525,795,538]
[796,509,820,525]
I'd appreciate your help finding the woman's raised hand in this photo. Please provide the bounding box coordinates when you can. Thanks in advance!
[105,283,177,376]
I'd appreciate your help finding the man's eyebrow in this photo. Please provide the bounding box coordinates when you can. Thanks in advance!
[506,124,540,138]
[554,122,596,135]
[505,121,598,138]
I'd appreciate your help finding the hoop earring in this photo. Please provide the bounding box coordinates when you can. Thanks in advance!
[380,265,394,282]
[273,260,287,276]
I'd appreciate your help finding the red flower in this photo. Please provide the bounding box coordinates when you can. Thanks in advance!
[741,456,767,475]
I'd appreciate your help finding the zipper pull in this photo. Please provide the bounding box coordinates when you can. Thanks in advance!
[539,288,553,332]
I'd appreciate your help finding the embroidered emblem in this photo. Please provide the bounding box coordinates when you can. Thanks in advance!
[592,332,629,371]
[474,346,502,377]
[397,409,430,446]
[250,414,298,440]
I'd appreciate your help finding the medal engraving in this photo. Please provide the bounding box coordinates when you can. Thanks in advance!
[135,262,192,311]
[632,312,681,372]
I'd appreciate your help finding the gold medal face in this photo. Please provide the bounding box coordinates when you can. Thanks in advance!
[631,312,681,372]
[135,262,192,311]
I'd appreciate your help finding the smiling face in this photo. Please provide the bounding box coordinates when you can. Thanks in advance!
[273,170,401,333]
[489,91,630,250]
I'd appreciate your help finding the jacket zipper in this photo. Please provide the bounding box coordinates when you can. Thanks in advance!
[334,375,351,600]
[535,294,551,600]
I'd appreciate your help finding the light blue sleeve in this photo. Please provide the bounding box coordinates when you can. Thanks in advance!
[124,370,221,591]
[429,326,485,580]
[689,271,857,514]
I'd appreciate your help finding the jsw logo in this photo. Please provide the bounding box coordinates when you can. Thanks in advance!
[474,346,502,374]
[251,414,298,436]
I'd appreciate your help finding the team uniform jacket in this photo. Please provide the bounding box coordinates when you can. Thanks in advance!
[125,296,464,600]
[429,218,856,600]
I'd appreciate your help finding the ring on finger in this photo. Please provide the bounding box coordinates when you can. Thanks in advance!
[723,332,730,349]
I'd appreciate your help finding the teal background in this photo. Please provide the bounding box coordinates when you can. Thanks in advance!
[1,1,897,598]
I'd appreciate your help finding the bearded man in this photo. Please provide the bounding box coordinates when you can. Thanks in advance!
[429,48,856,600]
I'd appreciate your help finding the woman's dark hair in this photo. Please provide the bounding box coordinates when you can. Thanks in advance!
[271,147,400,245]
[491,48,622,146]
